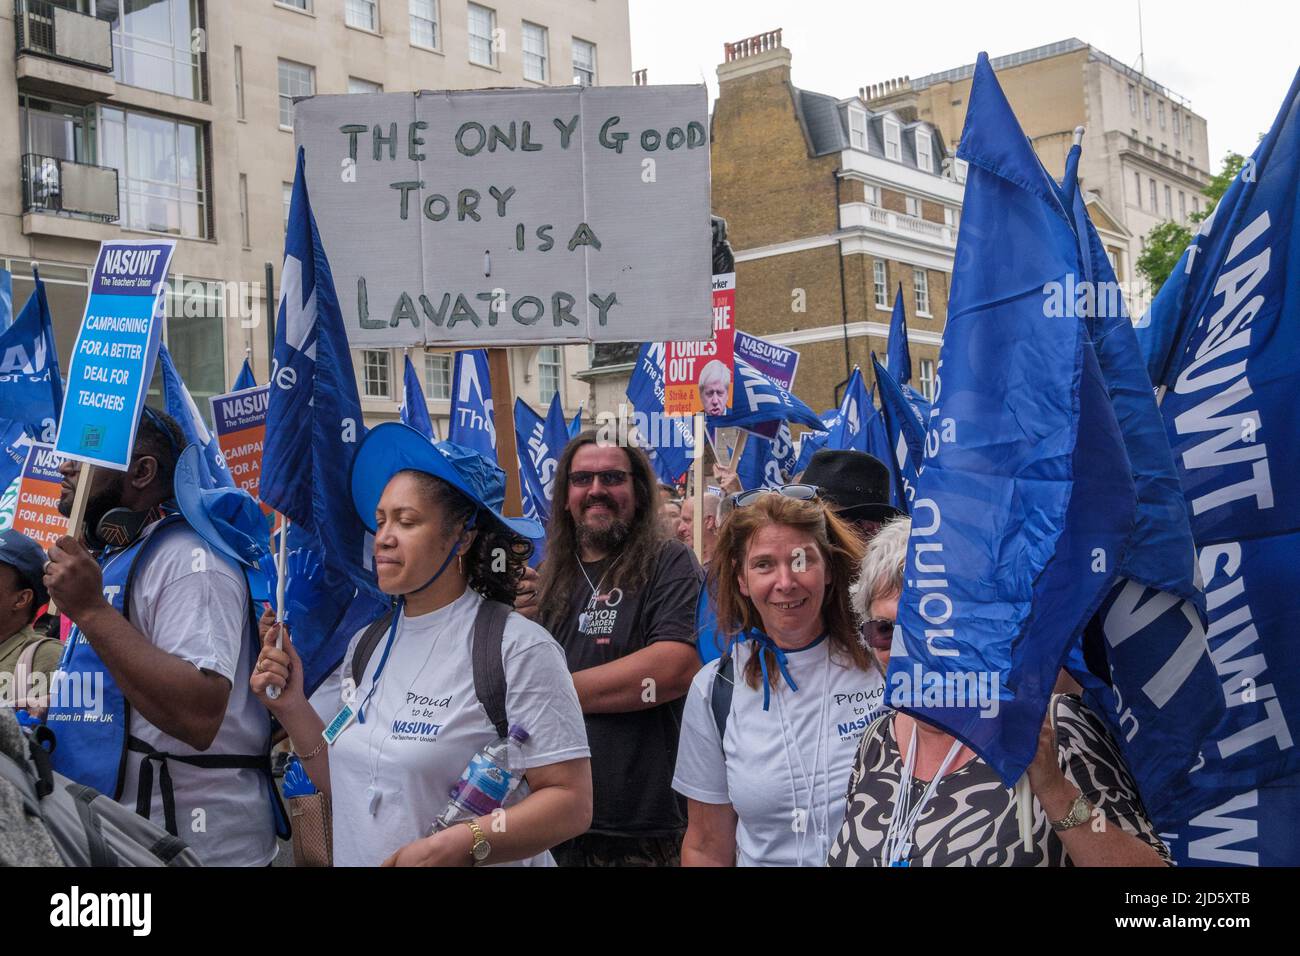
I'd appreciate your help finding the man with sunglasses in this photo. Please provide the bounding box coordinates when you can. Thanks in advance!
[528,434,704,866]
[41,409,281,866]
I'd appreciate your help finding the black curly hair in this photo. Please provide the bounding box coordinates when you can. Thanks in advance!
[398,470,533,605]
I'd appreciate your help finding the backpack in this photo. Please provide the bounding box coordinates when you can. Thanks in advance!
[351,598,513,738]
[710,655,735,742]
[0,710,200,867]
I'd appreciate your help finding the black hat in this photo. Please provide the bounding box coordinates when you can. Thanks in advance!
[0,529,50,609]
[802,450,903,524]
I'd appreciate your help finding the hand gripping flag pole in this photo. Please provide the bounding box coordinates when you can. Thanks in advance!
[266,516,290,701]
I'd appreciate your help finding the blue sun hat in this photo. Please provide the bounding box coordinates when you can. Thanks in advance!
[174,444,273,599]
[350,422,544,540]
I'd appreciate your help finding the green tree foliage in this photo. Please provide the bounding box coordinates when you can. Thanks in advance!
[1137,151,1247,295]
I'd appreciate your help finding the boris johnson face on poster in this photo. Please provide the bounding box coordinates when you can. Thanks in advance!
[698,360,730,417]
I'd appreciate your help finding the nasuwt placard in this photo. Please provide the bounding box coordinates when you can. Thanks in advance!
[295,85,712,347]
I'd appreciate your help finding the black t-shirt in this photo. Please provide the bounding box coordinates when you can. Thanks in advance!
[550,538,704,837]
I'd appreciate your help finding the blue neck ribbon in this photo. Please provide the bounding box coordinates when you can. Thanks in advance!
[745,629,799,711]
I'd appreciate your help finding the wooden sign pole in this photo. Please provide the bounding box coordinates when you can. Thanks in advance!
[64,464,95,544]
[487,348,523,517]
[48,462,96,616]
[692,414,704,561]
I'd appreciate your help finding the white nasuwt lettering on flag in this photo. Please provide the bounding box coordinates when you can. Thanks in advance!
[1102,581,1208,713]
[1172,210,1273,517]
[455,354,495,446]
[279,255,317,361]
[1171,208,1290,767]
[1182,788,1259,866]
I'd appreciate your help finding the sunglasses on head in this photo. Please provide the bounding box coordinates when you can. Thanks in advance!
[569,469,630,488]
[860,618,895,651]
[718,483,819,521]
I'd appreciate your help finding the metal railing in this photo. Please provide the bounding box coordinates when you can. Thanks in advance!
[14,0,114,72]
[21,153,120,222]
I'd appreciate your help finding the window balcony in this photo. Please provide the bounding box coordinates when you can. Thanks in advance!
[840,202,956,249]
[15,0,117,102]
[22,153,120,225]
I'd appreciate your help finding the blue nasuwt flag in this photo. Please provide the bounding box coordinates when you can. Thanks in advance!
[233,357,257,391]
[792,408,837,475]
[872,354,925,514]
[822,367,869,453]
[0,418,30,497]
[261,146,386,696]
[737,420,798,491]
[627,342,693,485]
[400,353,435,440]
[707,357,824,434]
[888,53,1136,788]
[859,386,902,510]
[158,342,234,490]
[0,270,63,443]
[1051,141,1223,830]
[569,403,583,439]
[515,393,568,524]
[886,286,912,385]
[1134,70,1300,863]
[448,349,495,458]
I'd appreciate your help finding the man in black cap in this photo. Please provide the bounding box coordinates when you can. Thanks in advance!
[800,449,902,541]
[0,529,61,707]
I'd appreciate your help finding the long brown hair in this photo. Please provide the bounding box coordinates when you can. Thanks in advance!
[536,431,665,630]
[709,493,872,689]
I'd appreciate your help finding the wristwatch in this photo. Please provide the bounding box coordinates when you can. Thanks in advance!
[1050,792,1094,832]
[465,819,491,865]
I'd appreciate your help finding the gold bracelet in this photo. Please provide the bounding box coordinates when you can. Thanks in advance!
[297,737,327,762]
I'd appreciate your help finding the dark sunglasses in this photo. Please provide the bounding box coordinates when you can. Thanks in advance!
[860,618,895,650]
[569,469,630,488]
[718,483,819,521]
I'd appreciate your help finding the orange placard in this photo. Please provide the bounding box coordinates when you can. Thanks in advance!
[10,443,68,549]
[209,384,271,514]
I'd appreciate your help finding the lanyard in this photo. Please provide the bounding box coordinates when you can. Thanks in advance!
[881,721,965,867]
[357,531,467,723]
[357,598,403,725]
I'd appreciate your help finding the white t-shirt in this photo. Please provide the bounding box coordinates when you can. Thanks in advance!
[120,526,277,867]
[329,588,590,867]
[672,636,886,866]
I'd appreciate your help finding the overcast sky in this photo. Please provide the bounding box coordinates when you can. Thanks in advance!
[628,0,1296,168]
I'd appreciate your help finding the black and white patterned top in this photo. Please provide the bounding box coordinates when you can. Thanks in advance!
[827,695,1172,867]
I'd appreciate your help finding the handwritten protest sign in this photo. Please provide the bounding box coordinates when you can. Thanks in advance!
[55,239,175,469]
[295,85,711,347]
[10,443,67,549]
[210,384,271,510]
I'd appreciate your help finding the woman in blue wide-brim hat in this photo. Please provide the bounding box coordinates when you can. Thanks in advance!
[250,423,592,867]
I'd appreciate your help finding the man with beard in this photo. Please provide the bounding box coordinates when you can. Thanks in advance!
[41,409,281,865]
[525,432,703,866]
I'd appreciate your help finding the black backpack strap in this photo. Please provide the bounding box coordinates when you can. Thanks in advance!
[68,784,115,867]
[351,610,396,686]
[127,736,271,837]
[710,655,735,743]
[472,599,512,739]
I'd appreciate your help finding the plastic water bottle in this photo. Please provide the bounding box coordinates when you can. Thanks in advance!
[430,725,530,833]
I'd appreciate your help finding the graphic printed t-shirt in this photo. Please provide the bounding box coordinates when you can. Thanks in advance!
[120,527,276,867]
[549,538,703,836]
[673,636,886,866]
[330,588,590,867]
